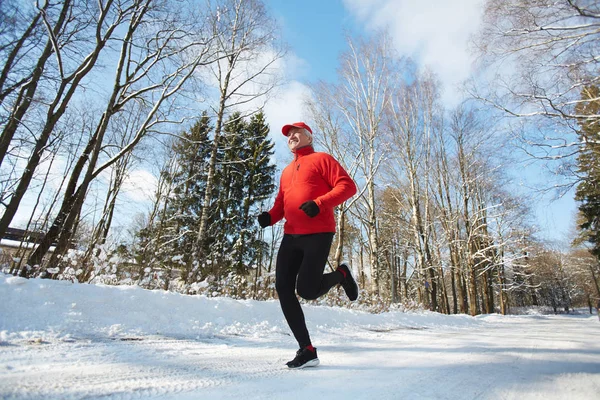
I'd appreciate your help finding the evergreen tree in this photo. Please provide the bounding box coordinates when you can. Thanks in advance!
[237,112,276,272]
[574,85,600,258]
[211,112,247,276]
[211,112,276,278]
[131,111,275,291]
[164,113,213,281]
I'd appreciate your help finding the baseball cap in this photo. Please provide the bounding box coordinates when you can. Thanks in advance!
[281,122,313,136]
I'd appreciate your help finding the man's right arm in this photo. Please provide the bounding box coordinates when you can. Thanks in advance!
[267,186,285,224]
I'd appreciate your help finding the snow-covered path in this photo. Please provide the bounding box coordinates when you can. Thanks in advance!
[1,275,599,399]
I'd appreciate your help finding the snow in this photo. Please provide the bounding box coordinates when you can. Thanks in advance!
[1,274,599,399]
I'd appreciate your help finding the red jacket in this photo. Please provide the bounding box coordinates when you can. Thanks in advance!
[268,146,357,234]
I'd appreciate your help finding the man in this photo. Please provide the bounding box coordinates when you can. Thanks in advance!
[257,121,358,369]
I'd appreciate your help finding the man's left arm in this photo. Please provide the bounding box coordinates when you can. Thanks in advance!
[313,154,357,209]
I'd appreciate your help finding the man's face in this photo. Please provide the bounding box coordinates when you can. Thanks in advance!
[287,128,312,152]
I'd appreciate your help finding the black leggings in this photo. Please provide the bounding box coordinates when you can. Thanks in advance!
[275,232,343,348]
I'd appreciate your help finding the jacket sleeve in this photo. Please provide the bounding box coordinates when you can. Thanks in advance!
[268,180,285,225]
[313,154,357,209]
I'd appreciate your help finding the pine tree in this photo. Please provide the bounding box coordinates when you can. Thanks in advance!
[211,112,276,279]
[131,111,275,291]
[574,85,600,258]
[237,112,276,272]
[165,113,213,281]
[211,112,247,277]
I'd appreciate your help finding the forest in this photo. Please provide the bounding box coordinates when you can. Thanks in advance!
[1,0,599,316]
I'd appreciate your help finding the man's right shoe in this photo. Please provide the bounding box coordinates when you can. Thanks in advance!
[337,264,359,301]
[286,347,320,369]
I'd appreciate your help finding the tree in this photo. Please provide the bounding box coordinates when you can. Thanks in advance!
[386,69,441,311]
[211,112,247,277]
[24,0,217,270]
[135,111,275,289]
[528,248,578,313]
[0,0,70,168]
[0,0,46,112]
[312,32,399,296]
[131,145,179,287]
[232,112,276,273]
[567,248,600,303]
[473,0,600,164]
[79,104,148,277]
[574,85,600,257]
[0,0,156,244]
[378,187,412,304]
[197,111,276,284]
[164,114,213,281]
[190,0,284,282]
[472,0,600,312]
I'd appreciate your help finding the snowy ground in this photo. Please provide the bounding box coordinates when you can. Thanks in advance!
[1,274,599,399]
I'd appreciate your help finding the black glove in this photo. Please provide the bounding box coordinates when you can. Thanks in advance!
[257,212,271,228]
[299,200,320,217]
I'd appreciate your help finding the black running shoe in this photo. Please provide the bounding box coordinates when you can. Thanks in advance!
[337,264,359,301]
[286,347,319,369]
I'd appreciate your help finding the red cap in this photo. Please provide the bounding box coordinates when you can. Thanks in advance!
[281,122,313,136]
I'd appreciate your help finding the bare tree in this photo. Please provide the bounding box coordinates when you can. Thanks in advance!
[431,109,468,314]
[0,0,66,166]
[304,87,362,268]
[567,248,600,301]
[25,0,218,269]
[386,70,442,310]
[444,103,535,315]
[378,186,412,304]
[189,0,284,283]
[0,0,143,239]
[132,143,179,286]
[0,0,47,112]
[323,32,398,296]
[472,0,600,161]
[79,106,146,277]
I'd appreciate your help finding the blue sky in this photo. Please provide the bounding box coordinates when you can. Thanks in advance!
[259,0,577,245]
[263,0,354,83]
[260,0,490,141]
[9,0,576,246]
[264,0,485,103]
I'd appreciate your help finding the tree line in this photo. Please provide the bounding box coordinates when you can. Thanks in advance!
[1,0,599,315]
[0,0,282,281]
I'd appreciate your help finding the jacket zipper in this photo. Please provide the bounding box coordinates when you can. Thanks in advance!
[292,153,299,186]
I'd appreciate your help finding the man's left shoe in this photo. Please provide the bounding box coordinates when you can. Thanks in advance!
[337,264,359,301]
[286,347,320,369]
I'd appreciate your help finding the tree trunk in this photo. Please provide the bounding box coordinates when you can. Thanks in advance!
[498,263,508,315]
[0,0,69,168]
[0,0,119,240]
[0,7,44,106]
[27,108,110,268]
[589,263,600,298]
[466,257,479,316]
[450,265,458,314]
[192,95,227,280]
[333,204,347,267]
[401,248,408,300]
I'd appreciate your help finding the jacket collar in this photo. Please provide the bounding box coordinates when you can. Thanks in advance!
[293,145,314,160]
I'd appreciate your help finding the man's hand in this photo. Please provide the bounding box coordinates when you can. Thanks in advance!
[258,212,271,228]
[299,200,320,217]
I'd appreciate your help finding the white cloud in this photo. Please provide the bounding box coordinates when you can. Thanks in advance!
[221,48,313,167]
[343,0,485,106]
[263,80,313,166]
[121,169,158,203]
[189,41,306,167]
